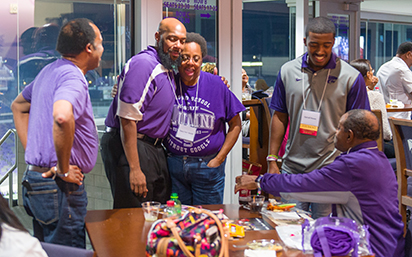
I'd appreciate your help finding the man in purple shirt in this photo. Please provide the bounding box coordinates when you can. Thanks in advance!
[11,18,103,248]
[235,109,405,257]
[101,18,186,208]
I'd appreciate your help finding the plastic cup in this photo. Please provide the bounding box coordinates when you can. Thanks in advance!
[390,93,398,104]
[142,201,161,221]
[249,195,265,213]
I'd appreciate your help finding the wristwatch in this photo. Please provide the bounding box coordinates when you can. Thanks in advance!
[54,167,69,178]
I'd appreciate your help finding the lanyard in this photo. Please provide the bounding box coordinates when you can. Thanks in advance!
[346,146,378,154]
[179,74,200,126]
[167,71,181,107]
[302,69,331,112]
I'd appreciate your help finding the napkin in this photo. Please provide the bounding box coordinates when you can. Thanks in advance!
[244,249,277,257]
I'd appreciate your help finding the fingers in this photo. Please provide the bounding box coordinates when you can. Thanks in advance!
[42,170,54,178]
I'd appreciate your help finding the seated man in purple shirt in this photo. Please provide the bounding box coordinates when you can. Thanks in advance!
[11,18,103,248]
[235,109,405,257]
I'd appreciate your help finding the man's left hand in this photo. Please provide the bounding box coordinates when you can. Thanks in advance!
[220,76,230,89]
[42,165,84,185]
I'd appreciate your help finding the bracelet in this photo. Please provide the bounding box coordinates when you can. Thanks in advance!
[266,154,279,162]
[54,167,69,178]
[255,175,263,195]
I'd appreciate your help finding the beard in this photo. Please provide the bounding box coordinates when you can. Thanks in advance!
[157,38,181,70]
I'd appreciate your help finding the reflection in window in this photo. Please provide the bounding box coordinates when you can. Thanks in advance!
[0,0,130,197]
[360,20,412,71]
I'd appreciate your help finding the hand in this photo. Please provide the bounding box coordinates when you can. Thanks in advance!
[130,168,148,198]
[371,76,379,87]
[220,76,230,89]
[42,165,84,185]
[207,156,225,168]
[111,83,118,98]
[268,161,280,174]
[234,175,258,194]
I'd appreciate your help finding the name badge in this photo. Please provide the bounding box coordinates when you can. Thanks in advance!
[299,110,320,136]
[176,124,196,142]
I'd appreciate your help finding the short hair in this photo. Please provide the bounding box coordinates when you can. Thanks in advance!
[350,59,371,77]
[396,41,412,55]
[185,32,207,58]
[201,63,216,74]
[305,17,336,38]
[342,109,380,141]
[56,18,96,57]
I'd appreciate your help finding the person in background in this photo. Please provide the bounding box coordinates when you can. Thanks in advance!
[0,194,47,257]
[201,62,217,75]
[11,18,102,248]
[268,16,370,219]
[236,109,404,257]
[165,32,245,205]
[377,41,412,120]
[101,18,186,208]
[350,58,394,158]
[255,78,269,91]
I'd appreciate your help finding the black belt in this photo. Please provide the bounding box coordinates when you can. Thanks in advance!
[105,126,119,133]
[106,127,163,146]
[27,164,50,173]
[137,133,163,147]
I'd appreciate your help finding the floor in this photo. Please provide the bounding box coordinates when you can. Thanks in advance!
[11,205,94,251]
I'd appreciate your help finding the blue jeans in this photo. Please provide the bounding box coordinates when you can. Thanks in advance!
[280,169,331,219]
[22,169,87,248]
[167,154,225,205]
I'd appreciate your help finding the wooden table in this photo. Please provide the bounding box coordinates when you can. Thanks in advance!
[386,104,412,112]
[85,204,306,257]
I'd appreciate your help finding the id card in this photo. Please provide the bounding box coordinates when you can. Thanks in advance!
[299,110,320,136]
[176,124,196,142]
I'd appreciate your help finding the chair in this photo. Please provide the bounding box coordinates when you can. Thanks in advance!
[371,109,384,152]
[389,117,412,235]
[41,242,95,257]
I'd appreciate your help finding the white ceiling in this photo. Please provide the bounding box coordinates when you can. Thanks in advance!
[361,0,412,16]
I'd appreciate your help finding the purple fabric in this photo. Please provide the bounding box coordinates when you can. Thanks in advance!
[22,58,98,172]
[311,226,356,257]
[106,46,176,138]
[165,71,245,156]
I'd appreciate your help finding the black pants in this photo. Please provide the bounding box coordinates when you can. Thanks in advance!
[100,130,171,208]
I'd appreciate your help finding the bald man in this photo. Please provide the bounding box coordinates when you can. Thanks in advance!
[235,109,404,257]
[102,18,186,208]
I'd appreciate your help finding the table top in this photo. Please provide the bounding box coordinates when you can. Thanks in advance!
[85,204,307,257]
[386,104,412,112]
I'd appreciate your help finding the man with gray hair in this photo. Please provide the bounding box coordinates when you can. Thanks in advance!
[268,16,370,218]
[236,109,404,257]
[377,41,412,119]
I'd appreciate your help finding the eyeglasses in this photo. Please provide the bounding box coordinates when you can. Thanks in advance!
[369,69,375,75]
[181,54,202,64]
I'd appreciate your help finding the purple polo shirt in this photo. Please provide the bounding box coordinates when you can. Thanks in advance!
[105,46,175,139]
[261,141,405,257]
[22,58,98,173]
[165,71,245,156]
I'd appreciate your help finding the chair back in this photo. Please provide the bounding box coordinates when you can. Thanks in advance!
[371,109,384,151]
[41,242,95,257]
[389,117,412,235]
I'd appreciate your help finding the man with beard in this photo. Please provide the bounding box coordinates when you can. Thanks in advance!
[101,18,186,208]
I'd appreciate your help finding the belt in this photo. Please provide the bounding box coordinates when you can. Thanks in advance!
[105,126,119,133]
[27,165,50,173]
[137,133,163,147]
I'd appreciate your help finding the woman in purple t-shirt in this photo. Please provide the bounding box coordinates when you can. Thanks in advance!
[165,33,245,205]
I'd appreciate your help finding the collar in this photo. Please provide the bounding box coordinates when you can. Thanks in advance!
[302,52,338,71]
[344,141,378,155]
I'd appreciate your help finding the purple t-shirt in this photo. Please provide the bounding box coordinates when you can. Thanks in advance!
[22,59,98,173]
[106,46,175,138]
[165,71,245,156]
